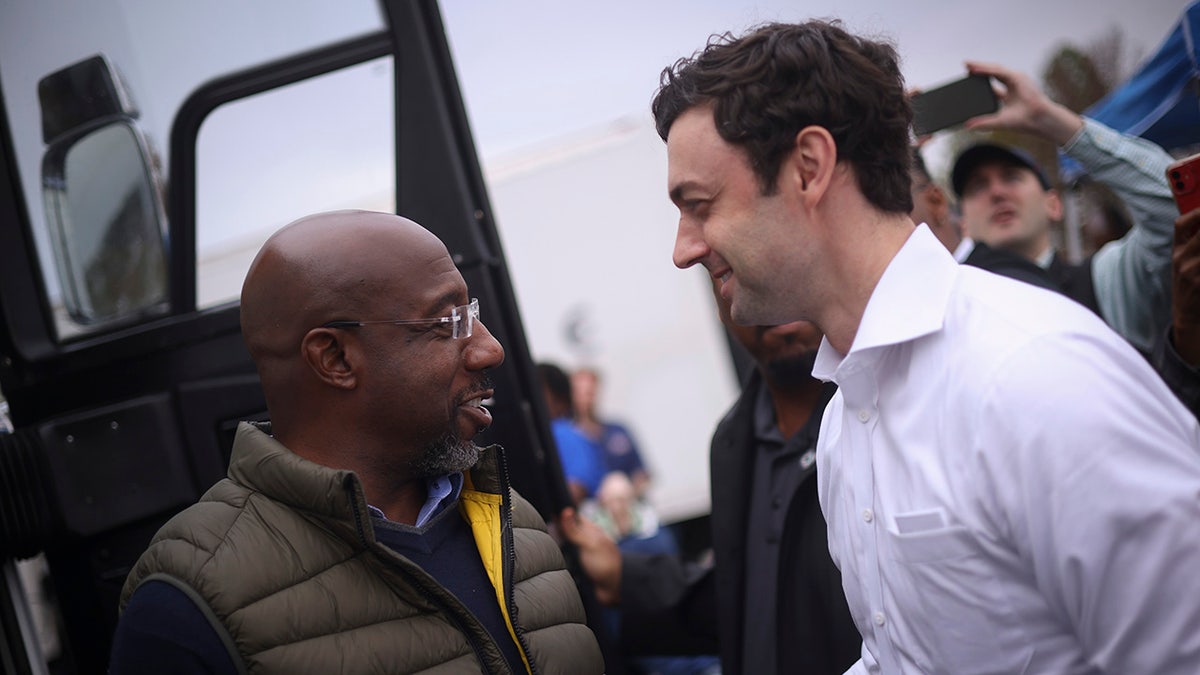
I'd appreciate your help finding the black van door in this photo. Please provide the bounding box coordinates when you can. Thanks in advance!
[0,2,575,671]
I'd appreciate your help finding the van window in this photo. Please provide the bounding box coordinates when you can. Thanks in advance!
[0,0,383,339]
[194,57,394,309]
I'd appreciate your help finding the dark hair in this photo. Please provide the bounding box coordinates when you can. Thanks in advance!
[651,20,914,213]
[536,362,573,412]
[912,147,931,183]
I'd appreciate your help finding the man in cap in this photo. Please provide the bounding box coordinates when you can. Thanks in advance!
[952,62,1178,355]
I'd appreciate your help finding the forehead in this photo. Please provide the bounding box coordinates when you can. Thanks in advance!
[358,232,467,313]
[403,255,469,311]
[666,106,749,194]
[966,158,1038,183]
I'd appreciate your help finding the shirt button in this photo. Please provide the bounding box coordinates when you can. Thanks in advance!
[857,409,870,422]
[862,509,873,523]
[874,612,886,626]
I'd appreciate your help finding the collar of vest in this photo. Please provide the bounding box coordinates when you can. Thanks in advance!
[229,422,507,541]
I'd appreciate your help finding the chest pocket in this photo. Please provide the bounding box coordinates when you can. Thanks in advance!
[882,523,1032,675]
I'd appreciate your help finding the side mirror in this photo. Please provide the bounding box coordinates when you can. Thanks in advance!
[39,55,168,334]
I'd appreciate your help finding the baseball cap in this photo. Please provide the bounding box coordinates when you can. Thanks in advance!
[951,143,1052,197]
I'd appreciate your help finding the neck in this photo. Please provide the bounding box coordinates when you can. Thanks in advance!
[361,478,428,525]
[818,208,916,354]
[279,424,430,526]
[762,372,824,439]
[575,414,602,438]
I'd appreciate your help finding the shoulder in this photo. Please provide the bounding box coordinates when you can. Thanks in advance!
[550,419,587,445]
[122,479,345,611]
[931,268,1157,422]
[944,286,1198,461]
[121,481,252,604]
[509,489,549,534]
[948,266,1105,352]
[963,243,1061,293]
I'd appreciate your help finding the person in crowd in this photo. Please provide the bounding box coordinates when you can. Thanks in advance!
[570,367,671,552]
[109,210,603,674]
[1155,206,1200,416]
[909,148,963,256]
[559,274,860,675]
[951,61,1178,355]
[913,147,1060,291]
[538,361,606,505]
[654,20,1200,674]
[916,148,1060,290]
[571,367,651,495]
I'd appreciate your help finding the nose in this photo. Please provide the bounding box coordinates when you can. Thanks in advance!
[465,319,505,371]
[985,175,1009,201]
[672,219,708,270]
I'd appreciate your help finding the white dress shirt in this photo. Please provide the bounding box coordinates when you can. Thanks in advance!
[813,225,1200,675]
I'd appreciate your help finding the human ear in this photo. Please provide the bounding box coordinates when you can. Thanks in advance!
[928,184,950,218]
[786,126,838,206]
[1045,188,1064,222]
[301,328,358,389]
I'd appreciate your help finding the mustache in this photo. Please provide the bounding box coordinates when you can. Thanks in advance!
[462,373,495,399]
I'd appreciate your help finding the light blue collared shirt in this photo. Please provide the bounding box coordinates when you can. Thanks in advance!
[367,472,464,527]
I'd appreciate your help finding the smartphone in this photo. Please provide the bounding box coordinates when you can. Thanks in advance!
[911,74,999,136]
[1167,152,1200,214]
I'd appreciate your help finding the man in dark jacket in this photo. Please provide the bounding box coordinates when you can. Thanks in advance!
[109,210,603,674]
[560,277,860,675]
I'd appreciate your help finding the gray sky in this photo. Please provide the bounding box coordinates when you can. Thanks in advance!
[440,0,1191,163]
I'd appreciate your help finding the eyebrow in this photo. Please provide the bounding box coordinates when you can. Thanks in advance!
[669,180,705,206]
[417,287,468,317]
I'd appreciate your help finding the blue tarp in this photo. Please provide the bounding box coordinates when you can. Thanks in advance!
[1062,1,1199,179]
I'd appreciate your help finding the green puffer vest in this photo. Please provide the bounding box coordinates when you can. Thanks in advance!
[119,422,603,674]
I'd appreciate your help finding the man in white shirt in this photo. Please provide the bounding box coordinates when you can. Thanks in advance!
[652,20,1200,675]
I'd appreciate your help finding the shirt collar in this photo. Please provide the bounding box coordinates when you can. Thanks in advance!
[1035,246,1055,269]
[367,472,464,527]
[813,225,957,379]
[953,236,975,263]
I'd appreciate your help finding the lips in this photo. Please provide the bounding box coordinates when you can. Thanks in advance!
[457,392,494,438]
[713,269,733,298]
[989,207,1018,225]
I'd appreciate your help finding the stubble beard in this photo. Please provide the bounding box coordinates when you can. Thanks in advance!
[764,349,818,387]
[413,374,494,478]
[413,432,481,478]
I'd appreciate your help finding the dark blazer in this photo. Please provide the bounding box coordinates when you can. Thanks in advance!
[963,241,1063,293]
[1047,251,1102,317]
[620,372,860,675]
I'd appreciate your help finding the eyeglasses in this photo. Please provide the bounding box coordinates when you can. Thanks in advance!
[322,298,480,339]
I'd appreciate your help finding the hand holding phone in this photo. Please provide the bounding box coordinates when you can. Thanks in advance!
[911,74,999,136]
[1167,152,1200,215]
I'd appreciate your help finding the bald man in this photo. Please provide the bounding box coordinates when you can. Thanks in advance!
[109,211,603,674]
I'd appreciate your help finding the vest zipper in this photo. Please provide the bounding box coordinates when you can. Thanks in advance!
[496,446,540,675]
[345,479,502,674]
